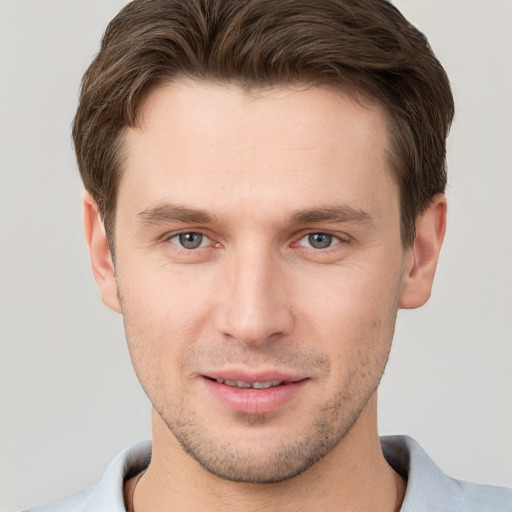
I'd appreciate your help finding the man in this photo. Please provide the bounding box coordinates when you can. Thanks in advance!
[24,0,511,511]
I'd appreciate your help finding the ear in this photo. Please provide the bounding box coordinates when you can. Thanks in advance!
[83,192,121,313]
[399,195,447,309]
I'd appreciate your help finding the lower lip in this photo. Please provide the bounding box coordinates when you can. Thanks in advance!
[202,378,308,415]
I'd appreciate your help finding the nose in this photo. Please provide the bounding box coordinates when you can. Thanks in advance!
[213,246,295,346]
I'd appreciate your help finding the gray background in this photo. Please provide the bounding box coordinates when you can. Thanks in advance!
[1,1,511,510]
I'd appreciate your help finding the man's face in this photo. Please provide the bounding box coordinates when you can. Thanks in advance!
[112,82,408,482]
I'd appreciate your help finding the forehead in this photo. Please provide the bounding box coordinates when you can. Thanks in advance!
[119,81,396,223]
[133,81,389,157]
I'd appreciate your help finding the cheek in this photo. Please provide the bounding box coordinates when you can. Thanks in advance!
[118,259,217,332]
[116,265,217,395]
[298,261,402,330]
[296,263,401,372]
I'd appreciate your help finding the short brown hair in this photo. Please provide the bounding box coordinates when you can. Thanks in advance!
[73,0,454,247]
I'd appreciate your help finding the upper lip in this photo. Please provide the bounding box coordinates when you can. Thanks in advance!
[202,369,306,384]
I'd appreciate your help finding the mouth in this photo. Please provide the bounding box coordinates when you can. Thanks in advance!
[202,373,308,414]
[209,378,290,389]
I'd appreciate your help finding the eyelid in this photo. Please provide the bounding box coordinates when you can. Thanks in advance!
[160,228,350,251]
[164,230,212,249]
[162,228,207,240]
[292,230,351,250]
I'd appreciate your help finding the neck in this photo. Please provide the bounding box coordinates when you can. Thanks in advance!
[131,397,405,512]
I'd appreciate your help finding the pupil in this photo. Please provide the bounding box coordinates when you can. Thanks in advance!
[309,233,332,249]
[179,232,203,249]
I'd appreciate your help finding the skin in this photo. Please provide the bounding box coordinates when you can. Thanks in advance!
[85,81,446,511]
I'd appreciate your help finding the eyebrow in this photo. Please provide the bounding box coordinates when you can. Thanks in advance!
[137,204,217,225]
[290,205,374,225]
[137,203,374,227]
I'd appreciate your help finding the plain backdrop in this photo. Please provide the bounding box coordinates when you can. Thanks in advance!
[1,1,511,510]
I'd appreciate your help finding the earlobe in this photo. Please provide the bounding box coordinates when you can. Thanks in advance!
[399,195,447,309]
[83,192,121,313]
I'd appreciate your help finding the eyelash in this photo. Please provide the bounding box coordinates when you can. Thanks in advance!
[294,232,345,250]
[164,230,349,253]
[166,231,215,251]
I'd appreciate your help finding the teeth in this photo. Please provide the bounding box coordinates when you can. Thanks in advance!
[253,381,282,389]
[215,379,284,389]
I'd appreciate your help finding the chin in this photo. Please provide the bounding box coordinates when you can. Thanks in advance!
[158,398,366,484]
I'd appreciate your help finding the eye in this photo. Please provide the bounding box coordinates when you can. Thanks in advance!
[298,232,341,249]
[170,232,209,250]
